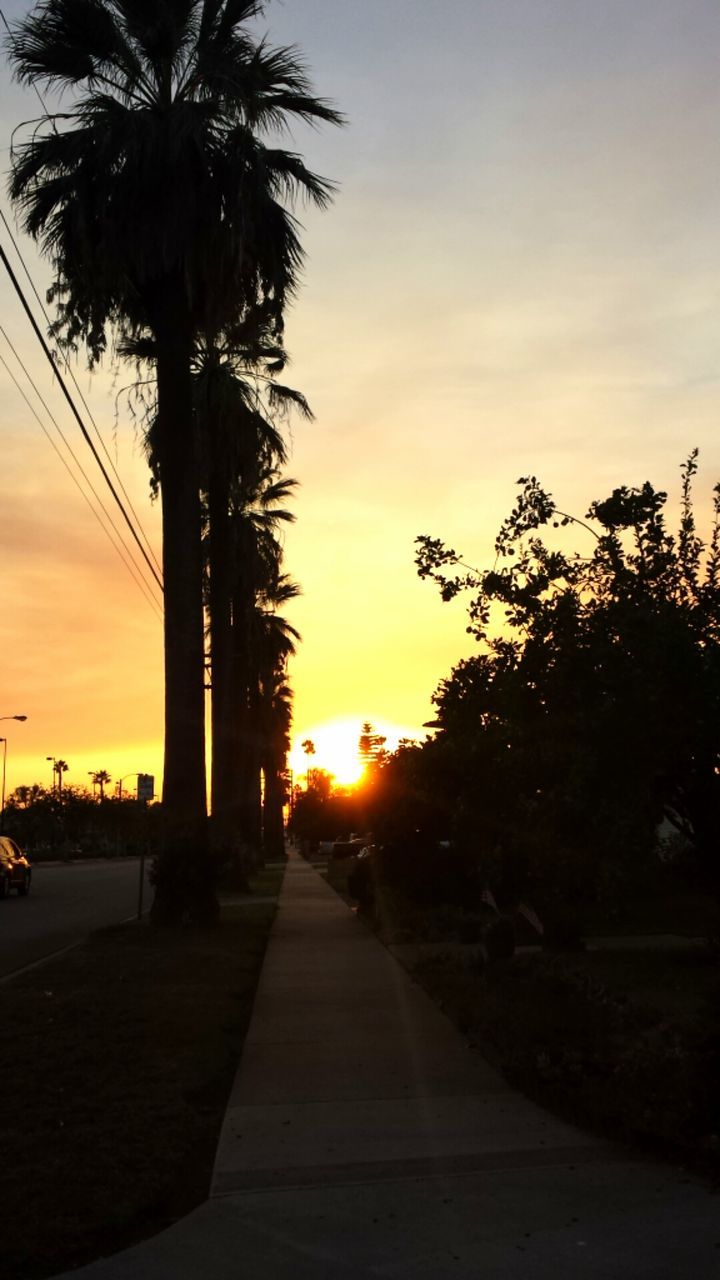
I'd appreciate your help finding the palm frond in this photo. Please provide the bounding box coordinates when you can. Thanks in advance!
[267,383,313,420]
[8,0,340,360]
[258,476,298,506]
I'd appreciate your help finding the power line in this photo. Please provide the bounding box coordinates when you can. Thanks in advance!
[0,4,164,596]
[0,321,163,614]
[0,205,163,581]
[0,3,161,582]
[0,241,164,594]
[0,322,164,616]
[0,335,164,620]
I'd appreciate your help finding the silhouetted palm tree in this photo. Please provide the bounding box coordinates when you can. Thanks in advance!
[92,770,111,801]
[301,738,316,791]
[227,475,299,862]
[260,668,293,860]
[193,311,309,849]
[8,1,340,923]
[251,578,300,852]
[54,760,69,794]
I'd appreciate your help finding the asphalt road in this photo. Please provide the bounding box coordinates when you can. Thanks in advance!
[0,857,153,979]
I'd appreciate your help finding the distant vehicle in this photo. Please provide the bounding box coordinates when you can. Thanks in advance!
[330,839,367,861]
[0,837,32,898]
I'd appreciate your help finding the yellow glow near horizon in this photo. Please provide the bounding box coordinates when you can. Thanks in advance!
[3,6,720,809]
[288,718,424,789]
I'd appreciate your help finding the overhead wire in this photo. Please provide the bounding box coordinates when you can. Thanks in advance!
[0,241,165,595]
[0,206,163,581]
[0,1,165,608]
[0,324,164,620]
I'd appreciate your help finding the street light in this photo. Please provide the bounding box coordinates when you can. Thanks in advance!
[0,740,6,834]
[0,717,27,833]
[46,756,68,795]
[116,773,140,800]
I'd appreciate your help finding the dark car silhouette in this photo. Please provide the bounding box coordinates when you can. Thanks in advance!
[0,836,31,898]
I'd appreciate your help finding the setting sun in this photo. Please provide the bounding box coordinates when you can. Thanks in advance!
[288,718,423,789]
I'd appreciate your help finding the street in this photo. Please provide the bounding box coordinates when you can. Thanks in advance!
[0,857,152,979]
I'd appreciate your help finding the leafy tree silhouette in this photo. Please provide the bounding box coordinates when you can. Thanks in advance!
[416,452,720,913]
[358,723,387,768]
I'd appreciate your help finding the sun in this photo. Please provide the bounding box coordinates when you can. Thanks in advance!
[288,717,424,789]
[289,720,364,787]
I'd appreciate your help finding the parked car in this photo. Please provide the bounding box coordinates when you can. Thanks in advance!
[0,836,31,898]
[330,839,368,861]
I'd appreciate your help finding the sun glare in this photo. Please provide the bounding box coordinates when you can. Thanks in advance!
[288,718,423,789]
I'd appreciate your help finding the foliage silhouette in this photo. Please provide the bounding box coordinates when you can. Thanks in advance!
[414,453,720,918]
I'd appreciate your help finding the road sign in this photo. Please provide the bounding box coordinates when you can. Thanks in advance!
[137,773,155,803]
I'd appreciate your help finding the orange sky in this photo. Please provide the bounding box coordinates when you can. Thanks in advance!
[2,0,720,797]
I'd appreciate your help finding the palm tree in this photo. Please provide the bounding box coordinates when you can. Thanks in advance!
[252,580,300,857]
[54,760,69,794]
[8,1,341,924]
[225,475,300,864]
[192,311,309,854]
[260,667,293,860]
[129,310,300,865]
[92,770,112,800]
[302,739,316,791]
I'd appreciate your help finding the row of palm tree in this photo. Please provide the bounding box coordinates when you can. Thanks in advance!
[198,321,304,878]
[7,0,341,922]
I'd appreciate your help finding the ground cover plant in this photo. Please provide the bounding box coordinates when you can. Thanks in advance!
[0,866,282,1280]
[412,943,720,1177]
[325,853,720,1175]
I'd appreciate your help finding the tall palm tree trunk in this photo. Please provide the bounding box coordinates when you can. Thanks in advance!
[248,676,264,854]
[209,467,236,841]
[230,589,262,861]
[262,750,286,859]
[150,290,214,924]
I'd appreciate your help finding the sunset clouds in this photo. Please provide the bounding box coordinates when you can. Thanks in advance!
[1,0,720,790]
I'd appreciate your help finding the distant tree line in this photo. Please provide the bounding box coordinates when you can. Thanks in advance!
[4,784,159,860]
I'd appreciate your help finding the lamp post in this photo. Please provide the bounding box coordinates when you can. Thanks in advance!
[46,757,69,795]
[0,716,27,834]
[116,772,140,801]
[0,717,27,833]
[0,740,6,834]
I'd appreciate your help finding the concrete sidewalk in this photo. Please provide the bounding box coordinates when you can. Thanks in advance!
[56,852,720,1279]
